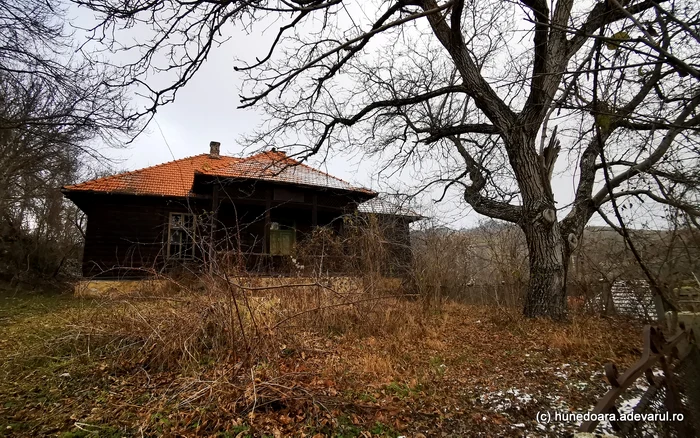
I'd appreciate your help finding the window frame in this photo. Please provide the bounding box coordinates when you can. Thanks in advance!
[167,212,196,260]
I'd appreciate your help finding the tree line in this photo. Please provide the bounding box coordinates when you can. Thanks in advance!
[0,0,135,285]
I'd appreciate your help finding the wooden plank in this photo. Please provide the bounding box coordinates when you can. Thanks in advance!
[263,189,271,254]
[209,185,220,273]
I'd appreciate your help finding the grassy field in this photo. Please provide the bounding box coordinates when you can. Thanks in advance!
[0,284,644,437]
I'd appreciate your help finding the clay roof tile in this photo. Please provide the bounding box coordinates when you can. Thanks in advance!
[63,150,374,196]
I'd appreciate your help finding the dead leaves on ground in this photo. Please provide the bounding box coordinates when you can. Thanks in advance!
[0,301,643,437]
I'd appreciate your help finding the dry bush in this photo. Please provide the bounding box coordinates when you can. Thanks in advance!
[411,220,527,308]
[63,272,424,372]
[412,219,700,316]
[262,285,424,339]
[566,225,700,314]
[292,213,407,280]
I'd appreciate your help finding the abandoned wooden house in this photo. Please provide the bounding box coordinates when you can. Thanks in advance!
[62,142,420,278]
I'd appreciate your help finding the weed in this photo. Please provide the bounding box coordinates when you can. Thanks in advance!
[217,422,250,437]
[150,412,172,433]
[357,391,377,403]
[384,381,412,399]
[333,415,363,438]
[429,355,447,377]
[369,421,399,437]
[0,284,644,437]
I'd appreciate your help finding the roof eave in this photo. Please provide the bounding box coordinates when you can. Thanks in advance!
[61,189,204,199]
[361,211,425,222]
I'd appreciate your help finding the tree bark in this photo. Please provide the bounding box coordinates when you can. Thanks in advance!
[521,219,569,319]
[502,127,570,319]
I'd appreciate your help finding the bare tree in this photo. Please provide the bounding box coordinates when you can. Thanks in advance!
[74,0,700,318]
[0,0,136,139]
[0,0,137,283]
[0,75,91,283]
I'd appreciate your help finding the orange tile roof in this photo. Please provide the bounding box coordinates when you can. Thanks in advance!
[63,151,375,197]
[197,151,375,194]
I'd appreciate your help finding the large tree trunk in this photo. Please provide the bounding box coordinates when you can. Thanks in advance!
[522,219,569,319]
[503,127,571,319]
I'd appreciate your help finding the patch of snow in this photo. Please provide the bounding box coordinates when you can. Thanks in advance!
[477,387,539,413]
[569,381,588,391]
[618,396,642,414]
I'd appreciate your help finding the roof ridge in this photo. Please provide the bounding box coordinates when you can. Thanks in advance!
[296,161,367,191]
[244,150,296,163]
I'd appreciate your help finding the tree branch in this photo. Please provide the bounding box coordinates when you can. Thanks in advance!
[419,0,517,131]
[450,136,523,223]
[592,103,700,207]
[418,123,499,143]
[307,84,468,154]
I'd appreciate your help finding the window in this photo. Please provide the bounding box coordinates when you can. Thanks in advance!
[270,224,295,256]
[168,213,195,259]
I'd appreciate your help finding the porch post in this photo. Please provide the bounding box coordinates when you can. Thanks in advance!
[312,194,318,227]
[263,188,271,254]
[208,184,219,274]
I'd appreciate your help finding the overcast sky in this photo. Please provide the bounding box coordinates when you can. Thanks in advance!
[75,4,670,232]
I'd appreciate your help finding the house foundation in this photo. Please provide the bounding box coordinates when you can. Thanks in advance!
[74,276,404,297]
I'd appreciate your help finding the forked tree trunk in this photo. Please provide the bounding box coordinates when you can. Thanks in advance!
[521,219,569,319]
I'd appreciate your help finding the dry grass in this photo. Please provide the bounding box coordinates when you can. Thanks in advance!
[0,283,645,437]
[55,278,425,372]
